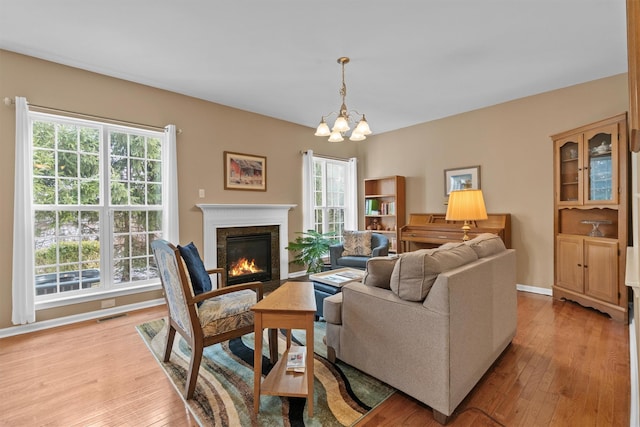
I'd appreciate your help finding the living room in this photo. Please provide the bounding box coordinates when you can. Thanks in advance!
[0,1,638,425]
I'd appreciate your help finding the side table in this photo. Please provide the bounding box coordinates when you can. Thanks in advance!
[251,281,316,416]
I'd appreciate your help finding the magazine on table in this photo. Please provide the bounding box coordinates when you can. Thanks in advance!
[334,270,364,280]
[286,346,306,373]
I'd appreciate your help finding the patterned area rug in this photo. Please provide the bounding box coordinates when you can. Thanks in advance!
[136,319,395,426]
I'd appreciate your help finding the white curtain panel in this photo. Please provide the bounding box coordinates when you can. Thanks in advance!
[302,150,315,232]
[12,96,35,325]
[163,125,179,243]
[345,157,358,230]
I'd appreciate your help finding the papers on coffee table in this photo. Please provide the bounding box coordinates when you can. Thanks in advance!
[309,268,365,287]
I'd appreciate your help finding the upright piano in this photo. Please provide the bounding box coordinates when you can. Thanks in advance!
[399,213,511,252]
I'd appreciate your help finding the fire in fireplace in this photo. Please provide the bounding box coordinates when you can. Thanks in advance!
[225,233,272,285]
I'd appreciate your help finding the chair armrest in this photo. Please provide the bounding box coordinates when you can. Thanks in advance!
[205,267,226,288]
[192,281,264,304]
[329,244,344,269]
[372,244,389,257]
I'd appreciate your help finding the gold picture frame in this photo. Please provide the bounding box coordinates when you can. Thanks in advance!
[223,151,267,191]
[444,165,480,196]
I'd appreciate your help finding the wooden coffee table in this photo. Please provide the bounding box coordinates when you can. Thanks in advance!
[251,281,316,416]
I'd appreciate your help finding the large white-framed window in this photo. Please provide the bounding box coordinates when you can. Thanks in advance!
[302,150,357,238]
[29,112,170,303]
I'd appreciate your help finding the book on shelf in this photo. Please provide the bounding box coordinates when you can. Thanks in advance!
[365,199,380,215]
[286,346,306,373]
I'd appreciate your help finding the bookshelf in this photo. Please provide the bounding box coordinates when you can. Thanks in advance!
[364,175,406,253]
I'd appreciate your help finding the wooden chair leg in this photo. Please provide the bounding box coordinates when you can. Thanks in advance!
[164,325,176,362]
[185,344,204,399]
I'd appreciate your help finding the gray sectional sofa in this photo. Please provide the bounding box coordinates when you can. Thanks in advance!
[323,233,517,424]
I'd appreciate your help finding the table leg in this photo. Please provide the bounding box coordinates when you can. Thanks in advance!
[254,315,263,414]
[268,328,278,363]
[307,313,314,416]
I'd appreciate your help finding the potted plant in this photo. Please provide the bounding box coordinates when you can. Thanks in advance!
[286,230,339,273]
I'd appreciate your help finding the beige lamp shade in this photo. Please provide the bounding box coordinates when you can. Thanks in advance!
[446,189,488,241]
[446,189,488,221]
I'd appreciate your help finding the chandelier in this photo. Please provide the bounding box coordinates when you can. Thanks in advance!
[314,57,372,142]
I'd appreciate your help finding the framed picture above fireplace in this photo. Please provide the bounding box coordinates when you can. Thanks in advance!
[223,151,267,191]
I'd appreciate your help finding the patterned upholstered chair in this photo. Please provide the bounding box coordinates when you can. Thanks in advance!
[151,239,263,399]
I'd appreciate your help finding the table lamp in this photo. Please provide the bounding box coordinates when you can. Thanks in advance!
[445,189,488,241]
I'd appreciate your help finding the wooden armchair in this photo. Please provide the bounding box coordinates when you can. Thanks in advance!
[151,239,263,399]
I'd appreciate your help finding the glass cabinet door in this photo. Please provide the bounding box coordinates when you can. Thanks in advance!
[584,124,618,205]
[556,137,582,204]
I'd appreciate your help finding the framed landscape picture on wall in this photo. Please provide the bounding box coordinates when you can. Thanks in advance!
[223,151,267,191]
[444,165,480,196]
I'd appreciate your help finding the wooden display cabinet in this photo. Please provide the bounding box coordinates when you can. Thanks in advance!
[363,175,406,253]
[552,113,628,321]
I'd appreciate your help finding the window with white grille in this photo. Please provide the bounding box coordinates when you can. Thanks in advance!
[31,113,168,301]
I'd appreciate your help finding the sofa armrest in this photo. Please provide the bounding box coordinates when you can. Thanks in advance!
[323,293,343,325]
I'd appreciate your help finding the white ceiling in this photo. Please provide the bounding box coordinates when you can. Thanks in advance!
[0,1,629,134]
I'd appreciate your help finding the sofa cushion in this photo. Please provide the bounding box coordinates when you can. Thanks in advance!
[177,242,212,295]
[363,256,398,289]
[390,245,478,301]
[465,233,506,258]
[342,230,372,256]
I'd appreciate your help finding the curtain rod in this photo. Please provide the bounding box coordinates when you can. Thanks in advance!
[300,150,351,161]
[3,96,181,133]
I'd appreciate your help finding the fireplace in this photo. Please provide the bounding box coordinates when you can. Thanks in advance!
[197,204,296,288]
[217,224,279,285]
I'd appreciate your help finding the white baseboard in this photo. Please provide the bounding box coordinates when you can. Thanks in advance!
[288,270,308,279]
[516,284,553,296]
[0,298,165,339]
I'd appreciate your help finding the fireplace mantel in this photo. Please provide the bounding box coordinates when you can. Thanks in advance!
[196,204,296,281]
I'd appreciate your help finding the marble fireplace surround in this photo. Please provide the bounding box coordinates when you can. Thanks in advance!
[196,204,296,283]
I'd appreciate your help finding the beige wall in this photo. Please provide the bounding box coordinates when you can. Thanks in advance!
[359,73,629,288]
[0,50,357,329]
[0,49,630,330]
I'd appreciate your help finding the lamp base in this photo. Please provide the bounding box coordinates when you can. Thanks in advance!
[461,221,471,241]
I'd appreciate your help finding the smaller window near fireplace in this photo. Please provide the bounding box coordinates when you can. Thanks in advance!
[226,233,272,285]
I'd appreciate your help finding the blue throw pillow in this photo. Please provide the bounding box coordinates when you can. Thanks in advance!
[177,242,212,295]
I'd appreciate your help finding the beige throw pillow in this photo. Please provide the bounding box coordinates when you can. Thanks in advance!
[390,245,478,301]
[465,233,506,258]
[342,230,373,256]
[363,256,398,289]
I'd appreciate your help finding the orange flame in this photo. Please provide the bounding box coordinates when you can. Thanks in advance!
[229,257,263,277]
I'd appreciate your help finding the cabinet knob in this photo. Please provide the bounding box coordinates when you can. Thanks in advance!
[584,265,588,268]
[577,264,582,267]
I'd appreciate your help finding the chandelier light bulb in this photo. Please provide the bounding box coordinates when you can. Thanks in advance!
[314,119,331,136]
[355,115,372,135]
[332,115,350,133]
[349,131,366,141]
[328,131,344,142]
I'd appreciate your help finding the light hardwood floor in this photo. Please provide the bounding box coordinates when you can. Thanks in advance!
[0,291,630,426]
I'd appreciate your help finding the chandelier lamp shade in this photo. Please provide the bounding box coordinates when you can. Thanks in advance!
[314,57,372,142]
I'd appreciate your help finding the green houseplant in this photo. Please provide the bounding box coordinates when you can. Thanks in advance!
[286,230,339,273]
